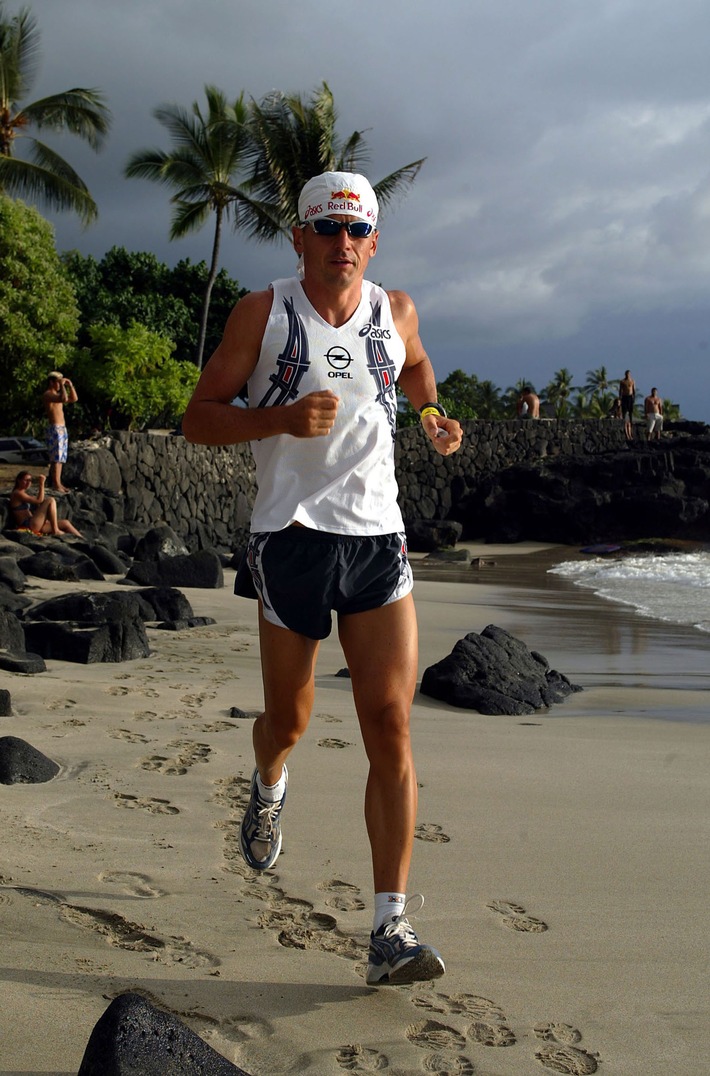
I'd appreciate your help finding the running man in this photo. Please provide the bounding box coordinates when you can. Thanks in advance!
[43,371,78,491]
[183,171,462,985]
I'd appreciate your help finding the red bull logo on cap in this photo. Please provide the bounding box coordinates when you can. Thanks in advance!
[330,188,361,202]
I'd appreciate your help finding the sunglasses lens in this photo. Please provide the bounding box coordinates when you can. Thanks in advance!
[312,219,341,235]
[310,219,374,237]
[348,222,374,237]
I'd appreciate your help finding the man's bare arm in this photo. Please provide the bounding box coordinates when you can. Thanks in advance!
[182,290,339,445]
[389,290,462,455]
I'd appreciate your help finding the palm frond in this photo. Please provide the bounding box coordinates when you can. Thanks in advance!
[0,151,97,222]
[0,5,40,104]
[21,88,111,147]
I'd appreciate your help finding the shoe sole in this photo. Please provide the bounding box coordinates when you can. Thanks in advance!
[367,948,445,986]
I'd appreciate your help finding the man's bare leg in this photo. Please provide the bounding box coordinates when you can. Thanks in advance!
[239,606,319,871]
[253,605,320,784]
[339,594,445,984]
[338,594,419,894]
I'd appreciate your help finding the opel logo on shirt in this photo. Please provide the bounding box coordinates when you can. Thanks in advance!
[326,346,354,378]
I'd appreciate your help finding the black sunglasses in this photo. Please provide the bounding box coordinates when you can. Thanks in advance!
[302,218,375,238]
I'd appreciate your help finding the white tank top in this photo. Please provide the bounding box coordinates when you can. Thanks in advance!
[248,277,406,535]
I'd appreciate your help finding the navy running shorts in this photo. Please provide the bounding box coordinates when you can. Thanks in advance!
[234,527,413,640]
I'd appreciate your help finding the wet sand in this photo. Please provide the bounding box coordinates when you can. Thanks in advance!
[1,542,708,1074]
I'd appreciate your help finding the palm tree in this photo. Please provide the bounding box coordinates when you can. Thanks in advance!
[474,379,504,419]
[583,365,613,402]
[243,82,426,238]
[125,86,257,369]
[0,3,111,223]
[543,367,577,417]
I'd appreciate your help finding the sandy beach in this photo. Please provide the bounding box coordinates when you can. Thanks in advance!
[1,542,708,1075]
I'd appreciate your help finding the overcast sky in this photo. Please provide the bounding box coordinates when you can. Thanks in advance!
[22,0,710,419]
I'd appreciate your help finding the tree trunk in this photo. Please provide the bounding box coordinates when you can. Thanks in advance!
[195,206,223,370]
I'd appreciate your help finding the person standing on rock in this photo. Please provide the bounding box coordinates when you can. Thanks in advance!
[43,371,78,492]
[183,170,462,985]
[644,387,664,441]
[618,370,636,441]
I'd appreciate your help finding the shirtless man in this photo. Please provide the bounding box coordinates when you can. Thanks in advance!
[43,371,78,491]
[644,387,663,441]
[183,171,462,985]
[618,370,636,441]
[517,386,540,419]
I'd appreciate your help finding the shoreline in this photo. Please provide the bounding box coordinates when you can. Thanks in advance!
[1,544,708,1073]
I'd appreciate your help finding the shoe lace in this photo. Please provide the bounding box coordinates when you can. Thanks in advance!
[381,893,425,942]
[255,798,281,840]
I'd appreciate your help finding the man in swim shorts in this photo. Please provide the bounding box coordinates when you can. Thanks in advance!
[183,171,462,985]
[644,387,664,440]
[618,369,636,441]
[43,371,78,492]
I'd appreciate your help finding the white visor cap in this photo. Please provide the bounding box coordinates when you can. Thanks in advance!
[298,171,379,228]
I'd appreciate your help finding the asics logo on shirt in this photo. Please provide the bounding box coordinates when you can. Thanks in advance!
[358,324,391,340]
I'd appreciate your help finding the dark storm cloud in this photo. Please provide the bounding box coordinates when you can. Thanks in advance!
[23,0,710,417]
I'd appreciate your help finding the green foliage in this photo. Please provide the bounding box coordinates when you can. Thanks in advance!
[71,321,199,430]
[61,246,245,362]
[0,2,111,222]
[0,193,79,430]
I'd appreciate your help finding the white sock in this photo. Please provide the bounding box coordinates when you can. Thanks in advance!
[256,768,286,802]
[373,892,406,933]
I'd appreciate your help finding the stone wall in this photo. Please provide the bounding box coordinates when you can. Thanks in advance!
[394,417,630,522]
[55,418,644,548]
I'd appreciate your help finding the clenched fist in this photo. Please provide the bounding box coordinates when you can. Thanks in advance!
[286,390,339,438]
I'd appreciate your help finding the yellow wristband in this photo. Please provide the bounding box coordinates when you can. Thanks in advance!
[420,406,441,419]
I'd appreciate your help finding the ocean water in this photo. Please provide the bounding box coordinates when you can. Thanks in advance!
[549,551,710,634]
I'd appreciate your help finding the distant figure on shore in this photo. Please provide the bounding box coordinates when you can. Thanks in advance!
[644,387,664,441]
[43,371,78,492]
[517,386,540,419]
[9,472,82,537]
[618,370,636,441]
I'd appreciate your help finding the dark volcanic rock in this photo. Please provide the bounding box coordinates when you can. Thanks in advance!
[0,555,27,593]
[458,442,710,544]
[22,619,150,663]
[0,736,59,783]
[78,992,250,1075]
[405,519,463,553]
[0,609,24,651]
[0,650,46,673]
[420,624,582,715]
[133,523,189,560]
[125,549,224,589]
[0,688,12,716]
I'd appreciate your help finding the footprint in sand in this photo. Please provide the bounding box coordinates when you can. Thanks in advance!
[317,878,366,912]
[534,1024,599,1074]
[413,992,507,1022]
[106,685,130,696]
[406,1019,467,1052]
[415,822,451,843]
[317,737,353,749]
[316,712,343,724]
[467,1019,516,1047]
[423,1054,476,1074]
[336,1044,388,1071]
[487,899,548,933]
[47,697,77,711]
[107,728,151,744]
[113,793,179,815]
[58,903,218,968]
[99,870,165,898]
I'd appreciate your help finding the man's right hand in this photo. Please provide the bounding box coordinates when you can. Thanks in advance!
[286,390,339,438]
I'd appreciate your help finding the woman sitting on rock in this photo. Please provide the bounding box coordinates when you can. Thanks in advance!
[9,472,82,537]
